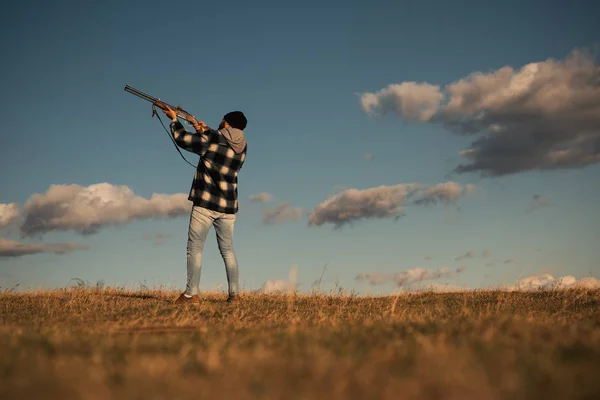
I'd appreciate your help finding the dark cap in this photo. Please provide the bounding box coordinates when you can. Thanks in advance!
[223,111,247,130]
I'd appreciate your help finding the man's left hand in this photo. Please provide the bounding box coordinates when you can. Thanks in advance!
[163,105,177,121]
[154,101,177,120]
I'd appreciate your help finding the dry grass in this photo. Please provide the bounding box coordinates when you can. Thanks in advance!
[1,287,599,399]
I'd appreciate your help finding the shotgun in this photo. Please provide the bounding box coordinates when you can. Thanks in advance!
[124,85,196,125]
[124,84,198,168]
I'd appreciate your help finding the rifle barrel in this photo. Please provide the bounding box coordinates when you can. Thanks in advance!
[124,85,157,102]
[124,84,195,122]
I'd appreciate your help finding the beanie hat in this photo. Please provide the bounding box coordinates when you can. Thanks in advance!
[223,111,247,130]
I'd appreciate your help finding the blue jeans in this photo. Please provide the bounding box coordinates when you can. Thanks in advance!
[184,205,239,296]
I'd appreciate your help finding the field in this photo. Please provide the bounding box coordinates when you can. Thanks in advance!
[1,287,599,400]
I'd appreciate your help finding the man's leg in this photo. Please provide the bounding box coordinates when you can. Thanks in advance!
[213,213,239,296]
[185,206,213,296]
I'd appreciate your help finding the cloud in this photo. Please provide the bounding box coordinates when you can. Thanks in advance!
[263,202,306,225]
[506,274,600,291]
[359,48,600,176]
[308,181,472,228]
[359,81,445,122]
[482,249,492,258]
[249,192,274,203]
[257,280,298,294]
[360,274,600,293]
[355,266,465,288]
[404,283,472,293]
[256,265,299,294]
[527,194,553,212]
[0,237,88,258]
[0,203,20,229]
[18,183,191,237]
[412,182,475,207]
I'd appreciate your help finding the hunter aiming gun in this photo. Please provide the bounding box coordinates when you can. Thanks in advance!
[124,84,196,125]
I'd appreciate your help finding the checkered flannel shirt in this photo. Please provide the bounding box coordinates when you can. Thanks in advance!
[170,120,247,214]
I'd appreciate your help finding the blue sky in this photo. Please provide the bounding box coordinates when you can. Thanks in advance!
[1,0,599,294]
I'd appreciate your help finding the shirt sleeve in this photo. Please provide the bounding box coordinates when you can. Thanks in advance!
[169,120,212,156]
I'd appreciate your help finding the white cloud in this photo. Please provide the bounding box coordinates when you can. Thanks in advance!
[412,182,474,206]
[359,48,600,176]
[308,181,472,228]
[19,183,192,237]
[506,274,600,291]
[404,283,472,293]
[263,202,306,225]
[249,192,274,203]
[0,237,88,258]
[257,280,298,294]
[355,266,465,288]
[256,265,299,294]
[359,81,444,122]
[0,203,20,229]
[309,184,417,228]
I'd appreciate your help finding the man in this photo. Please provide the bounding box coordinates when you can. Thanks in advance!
[155,101,247,304]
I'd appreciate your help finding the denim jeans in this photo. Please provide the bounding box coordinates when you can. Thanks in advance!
[184,205,239,296]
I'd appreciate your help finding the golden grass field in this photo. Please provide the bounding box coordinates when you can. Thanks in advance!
[1,287,599,400]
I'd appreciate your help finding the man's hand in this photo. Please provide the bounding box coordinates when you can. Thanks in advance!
[154,101,177,121]
[182,115,206,132]
[163,106,177,121]
[191,120,208,133]
[154,101,206,131]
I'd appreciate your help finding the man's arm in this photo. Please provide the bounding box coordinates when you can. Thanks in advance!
[157,102,211,156]
[169,119,211,156]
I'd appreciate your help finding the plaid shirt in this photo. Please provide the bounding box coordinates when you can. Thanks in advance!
[170,120,247,214]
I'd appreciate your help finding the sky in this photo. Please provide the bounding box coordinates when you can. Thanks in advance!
[1,0,599,295]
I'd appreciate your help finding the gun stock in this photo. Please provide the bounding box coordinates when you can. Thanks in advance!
[124,85,195,124]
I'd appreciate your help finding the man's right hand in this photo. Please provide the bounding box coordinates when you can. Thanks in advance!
[191,119,208,133]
